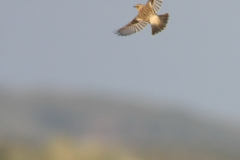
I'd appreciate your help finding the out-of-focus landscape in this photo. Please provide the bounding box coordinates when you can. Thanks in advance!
[2,0,240,159]
[1,88,240,160]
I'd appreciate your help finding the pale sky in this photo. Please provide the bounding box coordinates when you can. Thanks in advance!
[1,1,240,122]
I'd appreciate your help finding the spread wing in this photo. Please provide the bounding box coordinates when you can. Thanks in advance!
[116,18,148,36]
[146,0,163,14]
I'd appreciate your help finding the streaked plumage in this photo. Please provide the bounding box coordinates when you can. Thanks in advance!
[116,0,169,36]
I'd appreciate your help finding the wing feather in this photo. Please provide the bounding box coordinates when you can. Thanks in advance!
[146,0,163,14]
[116,18,148,36]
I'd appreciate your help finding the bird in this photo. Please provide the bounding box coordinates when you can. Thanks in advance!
[116,0,169,36]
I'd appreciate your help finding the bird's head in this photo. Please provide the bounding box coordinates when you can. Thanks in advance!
[134,4,144,11]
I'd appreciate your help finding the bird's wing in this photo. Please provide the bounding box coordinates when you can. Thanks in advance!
[116,18,148,36]
[146,0,163,14]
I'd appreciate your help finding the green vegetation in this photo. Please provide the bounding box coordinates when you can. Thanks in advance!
[1,136,240,160]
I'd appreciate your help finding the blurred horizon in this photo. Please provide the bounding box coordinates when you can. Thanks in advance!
[1,88,240,160]
[1,85,240,126]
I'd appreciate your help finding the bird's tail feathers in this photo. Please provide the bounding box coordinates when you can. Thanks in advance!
[151,13,169,35]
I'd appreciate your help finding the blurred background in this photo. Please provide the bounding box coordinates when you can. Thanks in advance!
[1,0,240,159]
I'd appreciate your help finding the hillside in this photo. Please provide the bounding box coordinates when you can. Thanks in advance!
[0,89,240,159]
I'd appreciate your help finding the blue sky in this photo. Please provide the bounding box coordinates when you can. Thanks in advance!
[1,1,240,122]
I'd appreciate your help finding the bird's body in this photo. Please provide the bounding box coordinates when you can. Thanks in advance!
[136,5,154,22]
[116,0,169,36]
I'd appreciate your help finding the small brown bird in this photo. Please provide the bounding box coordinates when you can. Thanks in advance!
[116,0,169,36]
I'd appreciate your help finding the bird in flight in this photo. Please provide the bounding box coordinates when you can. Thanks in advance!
[116,0,169,36]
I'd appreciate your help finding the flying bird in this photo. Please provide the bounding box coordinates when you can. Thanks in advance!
[116,0,169,36]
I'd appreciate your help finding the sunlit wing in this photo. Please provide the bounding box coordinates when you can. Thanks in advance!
[146,0,163,14]
[116,18,148,36]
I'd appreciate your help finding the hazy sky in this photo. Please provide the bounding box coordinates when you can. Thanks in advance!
[1,1,240,121]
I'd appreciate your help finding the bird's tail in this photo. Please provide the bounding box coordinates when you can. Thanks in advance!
[150,13,169,35]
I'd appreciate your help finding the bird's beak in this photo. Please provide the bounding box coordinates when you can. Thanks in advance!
[133,6,136,8]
